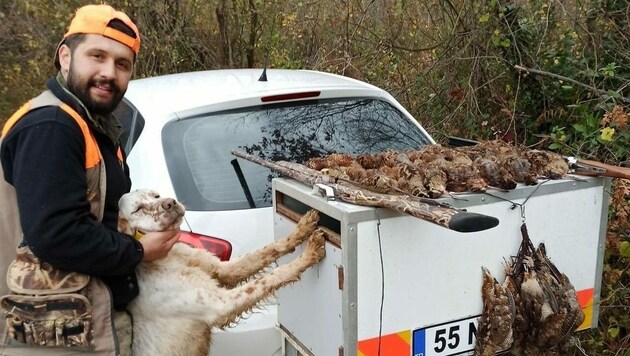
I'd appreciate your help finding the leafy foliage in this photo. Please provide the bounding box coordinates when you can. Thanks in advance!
[1,0,629,353]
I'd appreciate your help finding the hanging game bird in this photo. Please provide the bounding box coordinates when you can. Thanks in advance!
[528,243,585,352]
[474,267,515,356]
[474,224,584,356]
[508,225,585,355]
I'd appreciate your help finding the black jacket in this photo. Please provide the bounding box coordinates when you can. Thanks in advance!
[1,77,143,310]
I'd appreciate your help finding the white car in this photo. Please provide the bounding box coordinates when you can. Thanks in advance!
[118,69,434,355]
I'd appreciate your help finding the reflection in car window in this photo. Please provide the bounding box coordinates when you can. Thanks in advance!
[162,98,431,211]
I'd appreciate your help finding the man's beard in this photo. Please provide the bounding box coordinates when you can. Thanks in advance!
[67,68,124,116]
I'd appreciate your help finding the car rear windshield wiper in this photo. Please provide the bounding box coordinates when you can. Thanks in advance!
[231,159,256,208]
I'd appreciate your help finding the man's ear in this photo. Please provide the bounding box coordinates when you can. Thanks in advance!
[58,44,72,76]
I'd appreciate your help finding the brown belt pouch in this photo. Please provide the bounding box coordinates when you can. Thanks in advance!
[1,246,94,350]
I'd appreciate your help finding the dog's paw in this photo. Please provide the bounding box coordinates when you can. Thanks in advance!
[303,229,326,263]
[293,209,320,239]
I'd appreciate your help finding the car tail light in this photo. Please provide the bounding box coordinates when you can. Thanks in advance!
[178,231,232,261]
[261,91,321,102]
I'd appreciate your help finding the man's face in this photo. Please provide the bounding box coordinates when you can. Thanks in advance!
[59,34,134,116]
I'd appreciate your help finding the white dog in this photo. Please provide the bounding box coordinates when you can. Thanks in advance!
[117,189,325,355]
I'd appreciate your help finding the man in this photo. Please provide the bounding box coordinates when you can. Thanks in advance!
[0,5,180,355]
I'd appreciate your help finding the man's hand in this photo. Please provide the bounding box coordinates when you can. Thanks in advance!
[139,229,181,261]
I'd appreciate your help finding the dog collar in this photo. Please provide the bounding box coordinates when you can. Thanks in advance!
[134,230,145,240]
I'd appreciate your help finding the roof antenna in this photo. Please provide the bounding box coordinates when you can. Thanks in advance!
[258,51,268,82]
[259,16,276,82]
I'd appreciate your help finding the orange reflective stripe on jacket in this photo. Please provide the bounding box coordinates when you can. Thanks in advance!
[1,101,31,138]
[2,101,123,169]
[59,103,102,168]
[116,147,123,162]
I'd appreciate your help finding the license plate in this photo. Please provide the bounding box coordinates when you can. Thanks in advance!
[412,315,480,356]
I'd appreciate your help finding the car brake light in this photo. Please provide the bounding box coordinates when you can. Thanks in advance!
[261,91,321,102]
[178,231,232,261]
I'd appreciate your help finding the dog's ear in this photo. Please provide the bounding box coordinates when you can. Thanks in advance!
[118,216,134,235]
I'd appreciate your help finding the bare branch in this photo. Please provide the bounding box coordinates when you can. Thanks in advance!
[514,65,630,104]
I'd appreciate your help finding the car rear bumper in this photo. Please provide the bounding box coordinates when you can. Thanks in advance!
[209,305,281,356]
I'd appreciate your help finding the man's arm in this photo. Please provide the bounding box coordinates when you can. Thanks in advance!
[2,110,143,275]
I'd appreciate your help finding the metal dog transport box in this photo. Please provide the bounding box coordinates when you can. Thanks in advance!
[272,177,609,356]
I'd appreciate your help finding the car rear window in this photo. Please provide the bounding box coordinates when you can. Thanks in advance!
[162,98,431,211]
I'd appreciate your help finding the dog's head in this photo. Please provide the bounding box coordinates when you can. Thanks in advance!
[118,189,185,236]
